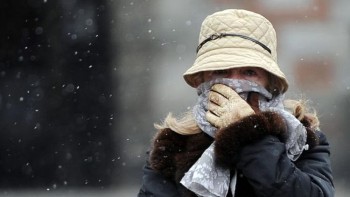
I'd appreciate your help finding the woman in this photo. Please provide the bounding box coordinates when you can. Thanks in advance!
[138,9,334,197]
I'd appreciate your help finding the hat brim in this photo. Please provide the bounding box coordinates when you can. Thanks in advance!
[183,47,288,92]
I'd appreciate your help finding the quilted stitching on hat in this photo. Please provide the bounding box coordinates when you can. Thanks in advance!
[198,10,277,59]
[183,9,288,92]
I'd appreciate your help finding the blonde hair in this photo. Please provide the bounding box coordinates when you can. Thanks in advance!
[154,111,201,135]
[284,99,320,130]
[155,98,320,134]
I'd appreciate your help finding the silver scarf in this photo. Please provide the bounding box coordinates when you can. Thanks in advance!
[180,78,308,197]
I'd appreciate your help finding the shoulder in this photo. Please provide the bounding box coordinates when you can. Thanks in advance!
[298,130,332,160]
[311,130,331,154]
[315,130,330,145]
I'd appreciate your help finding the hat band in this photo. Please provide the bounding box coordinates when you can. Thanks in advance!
[196,33,272,54]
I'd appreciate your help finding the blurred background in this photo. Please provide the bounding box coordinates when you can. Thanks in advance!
[0,0,349,196]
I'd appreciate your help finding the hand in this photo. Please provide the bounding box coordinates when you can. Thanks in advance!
[206,84,259,128]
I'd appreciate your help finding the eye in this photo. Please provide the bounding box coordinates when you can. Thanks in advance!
[242,69,257,76]
[212,70,229,77]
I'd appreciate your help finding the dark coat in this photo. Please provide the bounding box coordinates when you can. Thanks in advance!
[138,111,335,197]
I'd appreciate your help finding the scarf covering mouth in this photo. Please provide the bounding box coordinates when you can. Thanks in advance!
[180,78,308,197]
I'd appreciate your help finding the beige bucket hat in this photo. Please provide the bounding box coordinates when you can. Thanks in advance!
[183,9,288,93]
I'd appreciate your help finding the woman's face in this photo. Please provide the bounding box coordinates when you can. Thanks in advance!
[203,67,269,88]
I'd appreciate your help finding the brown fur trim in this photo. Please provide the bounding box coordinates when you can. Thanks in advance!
[149,128,187,180]
[150,129,213,183]
[175,133,212,197]
[174,133,212,182]
[214,111,288,168]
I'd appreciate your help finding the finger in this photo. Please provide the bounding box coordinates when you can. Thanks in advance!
[207,101,221,117]
[211,84,239,99]
[206,111,221,128]
[247,92,260,112]
[208,91,227,106]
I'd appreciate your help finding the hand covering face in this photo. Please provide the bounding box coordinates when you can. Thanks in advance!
[206,84,258,128]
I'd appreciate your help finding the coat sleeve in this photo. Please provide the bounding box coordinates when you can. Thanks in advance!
[236,132,334,197]
[214,111,334,197]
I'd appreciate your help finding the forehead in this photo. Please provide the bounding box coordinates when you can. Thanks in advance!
[230,67,265,71]
[205,67,268,73]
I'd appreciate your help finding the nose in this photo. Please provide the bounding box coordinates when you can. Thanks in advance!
[227,68,243,79]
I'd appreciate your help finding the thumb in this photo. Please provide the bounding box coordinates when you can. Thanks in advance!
[247,92,260,113]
